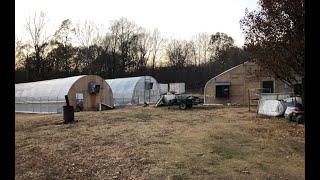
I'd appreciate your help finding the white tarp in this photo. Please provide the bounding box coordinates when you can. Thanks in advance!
[159,83,169,95]
[258,100,287,116]
[169,83,185,94]
[258,93,291,102]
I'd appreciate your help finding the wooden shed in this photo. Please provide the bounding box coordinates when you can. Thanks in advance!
[15,75,114,113]
[204,62,300,105]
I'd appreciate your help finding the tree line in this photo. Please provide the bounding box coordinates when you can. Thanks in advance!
[16,0,304,98]
[15,15,249,92]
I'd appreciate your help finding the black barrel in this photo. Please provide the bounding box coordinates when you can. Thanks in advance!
[63,106,74,123]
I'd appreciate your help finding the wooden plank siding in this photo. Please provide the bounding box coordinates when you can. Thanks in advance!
[68,75,113,111]
[204,62,294,105]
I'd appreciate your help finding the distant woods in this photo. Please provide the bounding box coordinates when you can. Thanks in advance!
[15,15,249,92]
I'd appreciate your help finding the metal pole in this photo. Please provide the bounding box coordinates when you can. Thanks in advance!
[144,76,146,104]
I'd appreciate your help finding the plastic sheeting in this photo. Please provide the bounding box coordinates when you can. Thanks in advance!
[258,93,291,102]
[258,100,287,116]
[169,83,185,94]
[106,76,160,106]
[15,75,85,113]
[159,83,169,95]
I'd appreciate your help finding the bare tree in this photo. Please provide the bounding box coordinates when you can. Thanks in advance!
[184,41,196,66]
[149,28,165,74]
[166,39,190,68]
[132,27,151,72]
[92,24,107,47]
[73,20,98,69]
[53,19,75,75]
[15,36,25,70]
[209,32,235,62]
[74,20,97,48]
[104,25,120,77]
[15,36,34,82]
[192,33,211,65]
[25,11,50,77]
[53,19,75,44]
[109,17,139,74]
[186,40,197,66]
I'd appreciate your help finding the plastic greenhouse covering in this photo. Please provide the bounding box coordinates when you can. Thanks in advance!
[106,76,160,106]
[15,75,86,113]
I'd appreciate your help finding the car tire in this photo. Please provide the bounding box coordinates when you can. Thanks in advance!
[179,102,187,110]
[287,113,293,121]
[296,115,304,124]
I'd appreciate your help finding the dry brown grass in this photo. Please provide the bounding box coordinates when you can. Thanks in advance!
[15,105,304,180]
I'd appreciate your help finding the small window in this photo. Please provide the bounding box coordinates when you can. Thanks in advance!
[262,81,274,93]
[216,82,230,98]
[88,83,100,94]
[145,82,153,89]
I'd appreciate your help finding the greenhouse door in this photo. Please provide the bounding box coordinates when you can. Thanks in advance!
[76,93,84,111]
[144,76,152,103]
[145,90,150,103]
[137,91,145,104]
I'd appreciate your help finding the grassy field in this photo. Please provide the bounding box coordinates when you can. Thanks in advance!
[15,105,304,180]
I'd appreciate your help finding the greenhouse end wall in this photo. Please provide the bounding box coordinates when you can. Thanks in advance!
[106,76,161,106]
[15,75,114,114]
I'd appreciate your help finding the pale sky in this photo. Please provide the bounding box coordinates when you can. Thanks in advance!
[15,0,258,47]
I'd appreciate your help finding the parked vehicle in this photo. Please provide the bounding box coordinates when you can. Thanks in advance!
[167,94,202,110]
[284,97,304,124]
[287,103,304,124]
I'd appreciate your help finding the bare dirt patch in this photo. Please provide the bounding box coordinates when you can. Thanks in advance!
[15,105,304,180]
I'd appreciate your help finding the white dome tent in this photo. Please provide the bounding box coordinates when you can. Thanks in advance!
[106,76,161,106]
[15,75,114,114]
